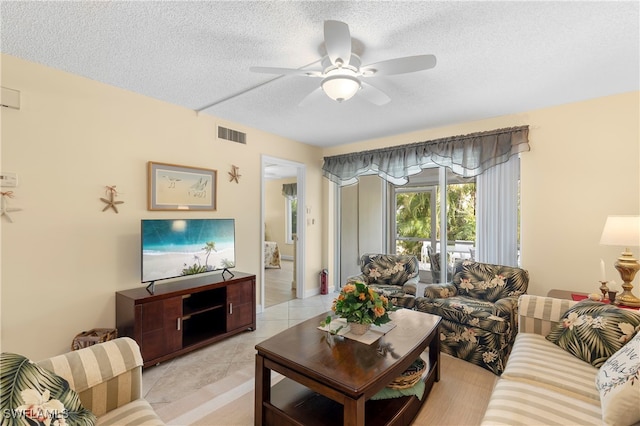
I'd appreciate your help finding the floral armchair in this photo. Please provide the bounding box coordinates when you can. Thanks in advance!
[347,253,420,309]
[414,260,529,375]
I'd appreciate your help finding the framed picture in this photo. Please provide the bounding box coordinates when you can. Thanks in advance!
[148,161,217,211]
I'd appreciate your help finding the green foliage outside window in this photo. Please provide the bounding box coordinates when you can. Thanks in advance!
[396,183,476,257]
[290,198,297,236]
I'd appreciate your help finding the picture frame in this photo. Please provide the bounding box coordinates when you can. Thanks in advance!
[147,161,217,211]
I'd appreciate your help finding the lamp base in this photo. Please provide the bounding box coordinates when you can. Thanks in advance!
[617,292,640,307]
[613,250,640,307]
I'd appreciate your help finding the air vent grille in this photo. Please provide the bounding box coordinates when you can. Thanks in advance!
[217,126,246,144]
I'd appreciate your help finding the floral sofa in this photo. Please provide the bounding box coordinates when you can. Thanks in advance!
[347,253,420,309]
[1,337,164,425]
[482,295,640,425]
[414,260,529,375]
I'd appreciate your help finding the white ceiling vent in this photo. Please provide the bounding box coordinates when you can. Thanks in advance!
[217,126,246,144]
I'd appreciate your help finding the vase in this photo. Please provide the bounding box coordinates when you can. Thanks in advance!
[349,322,371,335]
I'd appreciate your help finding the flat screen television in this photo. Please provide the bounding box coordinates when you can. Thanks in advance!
[141,218,236,288]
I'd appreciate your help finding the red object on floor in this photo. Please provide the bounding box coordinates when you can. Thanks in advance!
[320,269,329,295]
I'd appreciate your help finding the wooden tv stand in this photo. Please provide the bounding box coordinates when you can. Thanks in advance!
[116,272,256,368]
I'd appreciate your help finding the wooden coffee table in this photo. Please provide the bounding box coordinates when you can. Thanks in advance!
[255,309,441,426]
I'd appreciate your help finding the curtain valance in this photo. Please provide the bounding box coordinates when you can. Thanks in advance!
[282,183,297,198]
[322,126,530,186]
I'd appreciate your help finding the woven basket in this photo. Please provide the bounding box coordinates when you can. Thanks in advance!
[71,328,118,351]
[387,358,426,390]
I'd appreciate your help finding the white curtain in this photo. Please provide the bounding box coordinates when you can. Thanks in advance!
[476,155,520,266]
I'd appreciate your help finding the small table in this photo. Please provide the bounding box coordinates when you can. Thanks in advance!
[255,309,441,426]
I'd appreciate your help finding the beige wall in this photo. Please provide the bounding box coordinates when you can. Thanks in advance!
[265,178,295,258]
[2,52,638,360]
[0,54,324,360]
[324,91,640,298]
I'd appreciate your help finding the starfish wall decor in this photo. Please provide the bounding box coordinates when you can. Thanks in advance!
[1,191,22,222]
[101,185,124,213]
[228,165,241,183]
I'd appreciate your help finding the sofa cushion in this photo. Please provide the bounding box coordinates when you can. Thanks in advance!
[481,377,601,426]
[595,331,640,426]
[502,333,599,403]
[452,261,529,302]
[97,398,165,426]
[36,337,145,418]
[415,296,510,334]
[545,300,640,367]
[359,253,419,286]
[1,352,97,425]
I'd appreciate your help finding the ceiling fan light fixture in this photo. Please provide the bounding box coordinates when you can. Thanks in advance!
[321,75,361,102]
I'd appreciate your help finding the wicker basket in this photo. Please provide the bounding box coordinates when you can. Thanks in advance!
[387,358,426,390]
[71,328,118,351]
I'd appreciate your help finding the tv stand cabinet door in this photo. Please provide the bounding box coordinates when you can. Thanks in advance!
[226,277,255,332]
[137,296,182,362]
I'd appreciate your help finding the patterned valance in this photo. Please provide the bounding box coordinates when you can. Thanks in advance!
[282,183,297,198]
[322,126,530,186]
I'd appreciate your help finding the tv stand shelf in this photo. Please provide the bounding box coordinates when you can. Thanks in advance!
[116,272,255,368]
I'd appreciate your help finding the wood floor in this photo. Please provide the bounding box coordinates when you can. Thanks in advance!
[265,259,295,308]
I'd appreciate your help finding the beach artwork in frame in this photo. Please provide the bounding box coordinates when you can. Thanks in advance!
[148,161,217,211]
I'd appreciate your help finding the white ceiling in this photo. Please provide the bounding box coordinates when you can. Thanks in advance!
[1,1,638,148]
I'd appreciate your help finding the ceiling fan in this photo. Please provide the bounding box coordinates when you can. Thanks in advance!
[250,20,437,106]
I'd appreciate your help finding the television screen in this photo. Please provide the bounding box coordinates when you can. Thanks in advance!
[141,219,236,283]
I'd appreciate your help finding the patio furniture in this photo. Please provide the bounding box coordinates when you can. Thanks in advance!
[427,246,453,283]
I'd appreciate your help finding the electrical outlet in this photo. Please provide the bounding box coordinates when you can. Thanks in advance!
[0,172,18,187]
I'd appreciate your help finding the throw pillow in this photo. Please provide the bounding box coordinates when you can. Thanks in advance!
[595,332,640,426]
[545,300,640,367]
[0,352,96,426]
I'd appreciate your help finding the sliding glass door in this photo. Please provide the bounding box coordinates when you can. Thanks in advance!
[391,168,476,283]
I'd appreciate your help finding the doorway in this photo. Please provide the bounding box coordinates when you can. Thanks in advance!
[261,156,306,311]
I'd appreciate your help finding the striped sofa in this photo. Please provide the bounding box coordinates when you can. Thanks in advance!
[37,337,164,425]
[481,295,639,425]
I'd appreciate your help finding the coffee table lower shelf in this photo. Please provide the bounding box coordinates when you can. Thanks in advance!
[263,367,437,426]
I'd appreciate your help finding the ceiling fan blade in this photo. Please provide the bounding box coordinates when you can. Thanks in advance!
[324,20,352,66]
[361,54,437,76]
[359,82,391,105]
[250,66,322,77]
[298,86,325,107]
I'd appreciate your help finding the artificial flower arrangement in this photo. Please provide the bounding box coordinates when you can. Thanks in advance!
[328,281,395,327]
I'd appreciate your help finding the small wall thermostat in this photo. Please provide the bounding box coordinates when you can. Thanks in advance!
[0,172,18,187]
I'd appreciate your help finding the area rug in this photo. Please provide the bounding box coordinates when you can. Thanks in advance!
[156,353,496,425]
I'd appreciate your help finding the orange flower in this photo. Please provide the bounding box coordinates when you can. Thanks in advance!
[343,284,356,293]
[330,281,394,327]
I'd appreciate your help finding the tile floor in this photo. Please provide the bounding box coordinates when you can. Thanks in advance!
[142,291,338,411]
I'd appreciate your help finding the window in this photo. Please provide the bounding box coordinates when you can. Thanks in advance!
[286,197,297,244]
[392,168,476,283]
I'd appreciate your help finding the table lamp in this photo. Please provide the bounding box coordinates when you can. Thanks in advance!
[599,215,640,307]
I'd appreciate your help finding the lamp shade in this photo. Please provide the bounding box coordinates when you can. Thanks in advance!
[599,215,640,247]
[321,74,360,102]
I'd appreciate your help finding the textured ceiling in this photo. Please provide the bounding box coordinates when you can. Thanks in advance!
[1,1,639,148]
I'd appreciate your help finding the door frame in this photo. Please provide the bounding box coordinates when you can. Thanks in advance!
[260,155,306,312]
